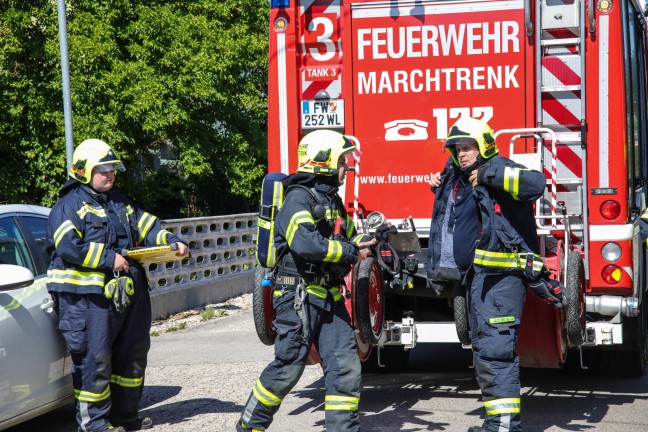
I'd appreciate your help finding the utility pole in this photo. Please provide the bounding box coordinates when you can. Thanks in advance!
[57,0,74,173]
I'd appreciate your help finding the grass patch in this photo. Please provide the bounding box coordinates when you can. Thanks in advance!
[150,331,160,337]
[215,309,229,318]
[166,326,178,332]
[201,306,215,321]
[178,322,187,330]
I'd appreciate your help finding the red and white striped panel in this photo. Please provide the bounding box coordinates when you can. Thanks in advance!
[542,54,581,127]
[541,137,582,186]
[542,28,579,54]
[541,53,584,183]
[299,0,342,99]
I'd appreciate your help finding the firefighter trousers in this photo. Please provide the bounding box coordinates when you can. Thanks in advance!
[54,266,151,432]
[468,272,526,432]
[239,288,361,431]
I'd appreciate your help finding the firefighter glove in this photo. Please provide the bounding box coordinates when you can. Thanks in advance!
[529,278,566,309]
[104,276,135,313]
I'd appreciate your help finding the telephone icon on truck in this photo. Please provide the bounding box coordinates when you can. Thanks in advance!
[384,119,429,141]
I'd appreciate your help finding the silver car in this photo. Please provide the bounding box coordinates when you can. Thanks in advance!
[0,205,73,430]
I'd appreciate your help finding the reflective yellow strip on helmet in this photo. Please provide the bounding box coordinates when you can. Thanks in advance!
[324,394,359,411]
[323,239,343,262]
[137,212,157,242]
[47,269,105,287]
[156,229,171,245]
[77,204,107,220]
[484,397,521,416]
[74,385,110,403]
[252,379,282,407]
[110,374,143,388]
[503,167,521,200]
[82,242,104,268]
[286,211,314,246]
[53,220,81,248]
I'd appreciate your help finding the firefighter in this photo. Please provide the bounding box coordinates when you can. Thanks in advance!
[426,117,565,432]
[237,130,375,432]
[46,139,188,432]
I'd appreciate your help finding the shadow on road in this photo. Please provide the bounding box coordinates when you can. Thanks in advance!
[139,385,244,427]
[288,343,648,431]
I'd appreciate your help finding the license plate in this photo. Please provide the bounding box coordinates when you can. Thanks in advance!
[301,99,344,130]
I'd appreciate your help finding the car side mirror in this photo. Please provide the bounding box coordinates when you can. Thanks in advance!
[0,264,35,291]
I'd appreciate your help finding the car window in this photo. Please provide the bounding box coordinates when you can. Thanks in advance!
[19,215,50,270]
[0,216,36,274]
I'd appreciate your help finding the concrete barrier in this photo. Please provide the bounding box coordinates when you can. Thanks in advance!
[146,213,257,319]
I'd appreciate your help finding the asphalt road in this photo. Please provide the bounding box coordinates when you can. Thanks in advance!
[11,304,648,432]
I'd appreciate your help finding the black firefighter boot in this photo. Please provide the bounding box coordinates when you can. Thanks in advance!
[117,417,153,431]
[236,420,264,432]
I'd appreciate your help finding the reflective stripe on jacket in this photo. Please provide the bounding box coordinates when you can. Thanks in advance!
[46,184,184,294]
[473,155,546,279]
[274,178,368,305]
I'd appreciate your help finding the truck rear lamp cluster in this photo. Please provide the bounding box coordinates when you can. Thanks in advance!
[600,200,621,220]
[601,242,622,262]
[602,264,623,284]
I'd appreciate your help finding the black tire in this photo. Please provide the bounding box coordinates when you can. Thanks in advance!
[253,267,276,346]
[361,345,411,373]
[356,257,385,345]
[565,250,585,348]
[453,295,471,345]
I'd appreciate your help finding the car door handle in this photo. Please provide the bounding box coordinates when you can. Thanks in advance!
[41,299,55,312]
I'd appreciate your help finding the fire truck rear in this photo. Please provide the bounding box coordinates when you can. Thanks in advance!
[261,0,648,374]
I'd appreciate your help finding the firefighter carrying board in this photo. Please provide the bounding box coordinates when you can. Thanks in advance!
[122,244,187,264]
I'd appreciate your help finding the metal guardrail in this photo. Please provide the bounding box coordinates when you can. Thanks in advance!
[146,212,257,292]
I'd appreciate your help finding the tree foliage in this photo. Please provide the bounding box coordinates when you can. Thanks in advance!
[0,0,269,217]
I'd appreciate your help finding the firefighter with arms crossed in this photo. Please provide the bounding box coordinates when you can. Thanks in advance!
[427,118,565,432]
[237,130,375,432]
[46,139,188,432]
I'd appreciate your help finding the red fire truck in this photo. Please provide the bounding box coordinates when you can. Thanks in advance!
[256,0,648,375]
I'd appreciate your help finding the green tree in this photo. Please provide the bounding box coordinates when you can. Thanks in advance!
[0,0,268,217]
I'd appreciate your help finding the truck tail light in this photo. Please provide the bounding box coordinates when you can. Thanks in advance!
[600,200,621,220]
[602,264,623,284]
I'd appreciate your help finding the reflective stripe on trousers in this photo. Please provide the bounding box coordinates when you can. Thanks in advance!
[239,289,361,431]
[55,266,151,432]
[468,272,525,432]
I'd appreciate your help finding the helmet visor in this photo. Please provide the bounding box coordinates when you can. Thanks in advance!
[94,163,125,173]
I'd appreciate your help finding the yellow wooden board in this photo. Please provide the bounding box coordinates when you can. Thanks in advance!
[124,245,186,264]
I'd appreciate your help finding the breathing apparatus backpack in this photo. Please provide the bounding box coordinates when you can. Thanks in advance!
[255,172,321,268]
[256,172,287,268]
